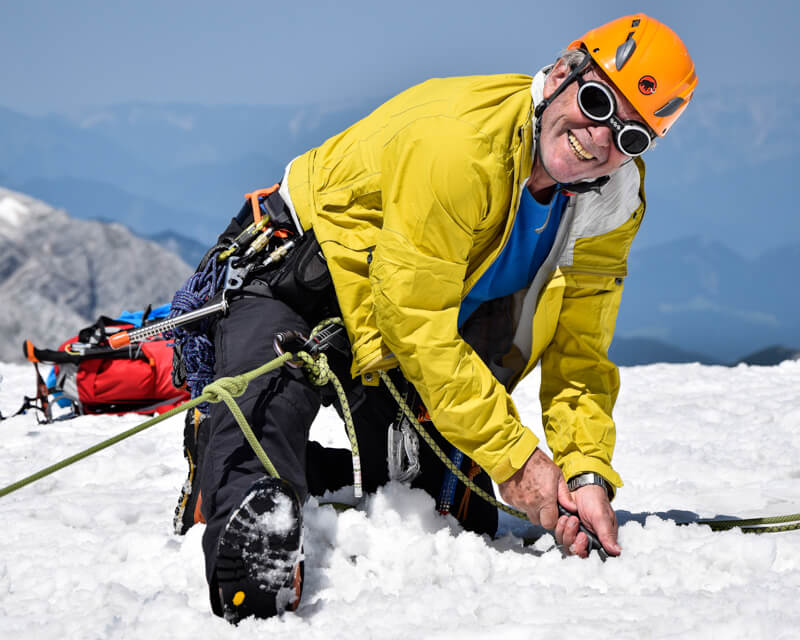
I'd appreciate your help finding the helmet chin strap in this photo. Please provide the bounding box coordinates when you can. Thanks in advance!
[533,52,611,195]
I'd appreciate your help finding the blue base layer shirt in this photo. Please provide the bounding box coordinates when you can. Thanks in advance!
[458,186,567,328]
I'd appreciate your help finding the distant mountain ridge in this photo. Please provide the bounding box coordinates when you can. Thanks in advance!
[0,187,192,363]
[2,185,797,367]
[737,345,800,366]
[2,86,795,255]
[609,336,720,367]
[0,100,383,242]
[616,236,800,363]
[1,85,798,364]
[144,229,207,268]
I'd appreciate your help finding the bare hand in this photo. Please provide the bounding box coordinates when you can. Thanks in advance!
[498,449,622,558]
[554,484,622,558]
[498,448,576,530]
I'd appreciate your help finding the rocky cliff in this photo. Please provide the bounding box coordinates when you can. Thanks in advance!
[0,187,192,362]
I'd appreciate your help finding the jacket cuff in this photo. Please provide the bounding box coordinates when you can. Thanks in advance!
[489,428,539,484]
[558,452,623,500]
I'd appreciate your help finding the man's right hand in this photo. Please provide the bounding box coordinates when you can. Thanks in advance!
[498,448,576,530]
[498,448,621,558]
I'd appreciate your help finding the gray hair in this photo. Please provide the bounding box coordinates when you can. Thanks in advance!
[544,48,590,77]
[541,48,591,81]
[557,48,589,69]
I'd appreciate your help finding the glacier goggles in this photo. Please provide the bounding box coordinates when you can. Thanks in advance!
[575,74,654,157]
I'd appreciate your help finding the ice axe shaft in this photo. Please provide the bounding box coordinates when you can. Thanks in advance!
[108,298,229,349]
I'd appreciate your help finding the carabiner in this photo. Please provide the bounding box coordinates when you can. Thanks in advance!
[272,331,308,368]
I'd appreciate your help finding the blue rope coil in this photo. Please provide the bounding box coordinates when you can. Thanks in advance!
[166,253,227,414]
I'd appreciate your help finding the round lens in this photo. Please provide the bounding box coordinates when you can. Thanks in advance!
[619,126,650,156]
[578,83,614,121]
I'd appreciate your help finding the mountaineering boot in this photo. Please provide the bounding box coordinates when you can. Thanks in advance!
[214,476,304,624]
[173,409,209,535]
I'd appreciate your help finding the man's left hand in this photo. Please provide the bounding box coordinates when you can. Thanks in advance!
[554,484,622,558]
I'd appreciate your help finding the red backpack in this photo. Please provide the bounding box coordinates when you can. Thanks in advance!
[19,311,189,422]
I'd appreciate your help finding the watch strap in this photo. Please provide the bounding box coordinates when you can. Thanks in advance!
[567,472,614,500]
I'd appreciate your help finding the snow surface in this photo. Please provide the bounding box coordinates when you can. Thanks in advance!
[1,360,799,639]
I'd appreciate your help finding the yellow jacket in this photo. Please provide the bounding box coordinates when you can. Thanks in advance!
[286,72,645,491]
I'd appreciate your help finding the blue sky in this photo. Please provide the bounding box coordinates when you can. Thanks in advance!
[1,0,797,115]
[1,1,798,259]
[1,1,798,353]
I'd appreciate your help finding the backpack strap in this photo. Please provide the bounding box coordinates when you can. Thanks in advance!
[22,339,150,365]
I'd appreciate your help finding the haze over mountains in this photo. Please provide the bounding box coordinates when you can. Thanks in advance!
[614,238,800,365]
[0,100,374,242]
[0,84,797,365]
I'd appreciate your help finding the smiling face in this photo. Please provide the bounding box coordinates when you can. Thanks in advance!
[529,58,648,195]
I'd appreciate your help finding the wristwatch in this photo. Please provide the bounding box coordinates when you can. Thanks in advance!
[567,472,614,501]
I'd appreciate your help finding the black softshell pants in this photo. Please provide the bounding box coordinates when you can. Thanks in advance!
[198,262,498,588]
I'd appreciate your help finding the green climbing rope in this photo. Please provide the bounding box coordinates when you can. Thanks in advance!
[203,370,284,479]
[0,394,206,499]
[694,513,800,533]
[1,319,798,540]
[0,351,295,499]
[0,319,359,501]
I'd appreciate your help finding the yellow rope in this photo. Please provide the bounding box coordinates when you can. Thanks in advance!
[0,319,365,502]
[297,318,362,498]
[378,370,527,521]
[378,371,800,534]
[199,316,363,496]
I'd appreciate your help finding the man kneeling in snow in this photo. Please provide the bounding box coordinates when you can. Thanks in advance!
[172,13,697,623]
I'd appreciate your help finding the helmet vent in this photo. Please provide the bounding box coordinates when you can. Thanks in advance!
[615,37,636,70]
[654,96,685,117]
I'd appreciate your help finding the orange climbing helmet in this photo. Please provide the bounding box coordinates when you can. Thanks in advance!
[569,14,697,137]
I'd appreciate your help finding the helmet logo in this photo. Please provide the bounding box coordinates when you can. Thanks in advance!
[638,76,657,95]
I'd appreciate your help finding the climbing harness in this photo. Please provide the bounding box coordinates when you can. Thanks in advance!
[2,320,799,558]
[115,184,301,414]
